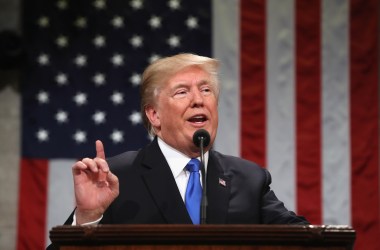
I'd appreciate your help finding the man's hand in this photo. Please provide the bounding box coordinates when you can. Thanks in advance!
[72,140,119,225]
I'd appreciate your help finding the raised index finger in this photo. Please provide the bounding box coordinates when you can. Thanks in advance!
[95,140,106,160]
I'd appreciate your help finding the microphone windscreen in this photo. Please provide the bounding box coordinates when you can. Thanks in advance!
[193,129,210,148]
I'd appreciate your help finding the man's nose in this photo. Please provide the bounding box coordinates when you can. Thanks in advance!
[191,90,204,106]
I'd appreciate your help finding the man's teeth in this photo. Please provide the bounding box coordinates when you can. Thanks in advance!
[190,116,206,122]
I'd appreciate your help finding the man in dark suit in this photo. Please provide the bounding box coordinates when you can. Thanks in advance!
[67,53,308,226]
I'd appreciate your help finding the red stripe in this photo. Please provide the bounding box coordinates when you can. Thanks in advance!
[17,159,49,250]
[349,0,380,249]
[295,0,322,224]
[240,0,267,167]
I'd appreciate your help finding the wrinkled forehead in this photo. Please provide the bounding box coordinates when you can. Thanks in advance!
[154,65,219,96]
[167,66,213,86]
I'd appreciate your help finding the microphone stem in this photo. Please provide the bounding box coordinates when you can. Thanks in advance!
[200,137,207,224]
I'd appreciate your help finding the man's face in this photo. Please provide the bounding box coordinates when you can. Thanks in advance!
[146,66,218,157]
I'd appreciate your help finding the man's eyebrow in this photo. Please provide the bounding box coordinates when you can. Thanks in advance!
[170,82,189,90]
[169,79,212,92]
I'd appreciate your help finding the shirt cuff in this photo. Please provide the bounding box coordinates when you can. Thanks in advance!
[72,213,103,226]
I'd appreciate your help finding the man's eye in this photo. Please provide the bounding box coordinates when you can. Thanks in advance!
[201,87,212,94]
[174,90,187,97]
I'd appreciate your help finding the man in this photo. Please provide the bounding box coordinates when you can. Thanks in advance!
[65,53,308,226]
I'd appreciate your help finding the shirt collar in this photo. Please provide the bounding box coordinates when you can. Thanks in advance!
[157,137,209,178]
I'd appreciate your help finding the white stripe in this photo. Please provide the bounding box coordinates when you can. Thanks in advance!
[321,0,351,225]
[266,0,296,212]
[46,159,76,246]
[212,0,241,157]
[0,87,20,250]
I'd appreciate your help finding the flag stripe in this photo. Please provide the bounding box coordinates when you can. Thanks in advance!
[321,0,351,225]
[17,159,48,250]
[295,0,322,224]
[240,0,267,166]
[266,0,296,212]
[46,159,76,247]
[212,0,240,157]
[349,0,380,248]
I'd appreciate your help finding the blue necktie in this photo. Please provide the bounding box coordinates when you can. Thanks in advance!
[185,158,202,224]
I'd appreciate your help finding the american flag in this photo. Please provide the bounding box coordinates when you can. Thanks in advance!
[19,0,211,248]
[21,0,211,158]
[16,0,379,250]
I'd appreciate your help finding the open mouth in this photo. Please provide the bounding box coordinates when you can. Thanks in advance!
[188,115,207,123]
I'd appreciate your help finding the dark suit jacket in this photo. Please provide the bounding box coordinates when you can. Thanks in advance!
[64,137,308,225]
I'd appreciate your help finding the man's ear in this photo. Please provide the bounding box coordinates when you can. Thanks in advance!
[145,105,160,128]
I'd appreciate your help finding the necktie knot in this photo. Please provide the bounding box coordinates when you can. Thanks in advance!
[186,158,201,172]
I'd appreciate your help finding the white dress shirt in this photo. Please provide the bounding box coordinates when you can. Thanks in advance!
[157,137,208,201]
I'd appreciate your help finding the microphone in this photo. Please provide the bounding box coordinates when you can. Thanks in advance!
[193,129,210,148]
[192,129,210,224]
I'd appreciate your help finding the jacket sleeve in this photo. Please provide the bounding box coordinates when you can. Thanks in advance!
[260,169,309,224]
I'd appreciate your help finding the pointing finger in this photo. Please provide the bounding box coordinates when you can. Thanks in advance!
[94,158,109,173]
[96,140,106,160]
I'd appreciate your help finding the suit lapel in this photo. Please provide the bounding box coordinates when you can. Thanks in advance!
[140,139,192,224]
[206,151,231,223]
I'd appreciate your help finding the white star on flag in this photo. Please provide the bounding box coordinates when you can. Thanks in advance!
[110,91,124,105]
[74,54,87,67]
[73,92,87,106]
[93,35,106,48]
[73,130,87,143]
[129,111,142,125]
[92,73,106,86]
[56,35,69,48]
[37,53,50,66]
[167,35,181,48]
[130,35,143,48]
[130,73,141,86]
[111,16,124,28]
[149,16,162,29]
[74,17,87,28]
[36,129,49,142]
[186,16,198,29]
[110,129,124,143]
[92,111,106,124]
[130,0,143,10]
[55,73,68,86]
[36,90,49,104]
[168,0,180,10]
[56,0,68,10]
[149,54,161,63]
[111,54,124,66]
[37,16,49,27]
[55,110,69,123]
[93,0,106,9]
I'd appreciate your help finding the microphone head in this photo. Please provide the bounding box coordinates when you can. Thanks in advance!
[193,129,211,148]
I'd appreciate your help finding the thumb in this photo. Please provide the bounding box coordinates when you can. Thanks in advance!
[95,140,106,160]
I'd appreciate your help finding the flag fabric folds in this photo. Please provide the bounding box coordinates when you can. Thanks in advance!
[215,1,379,249]
[17,0,379,250]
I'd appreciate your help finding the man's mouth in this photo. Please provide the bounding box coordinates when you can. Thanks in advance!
[188,115,207,123]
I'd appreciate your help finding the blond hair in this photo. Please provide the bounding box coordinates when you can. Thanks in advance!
[140,53,219,136]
